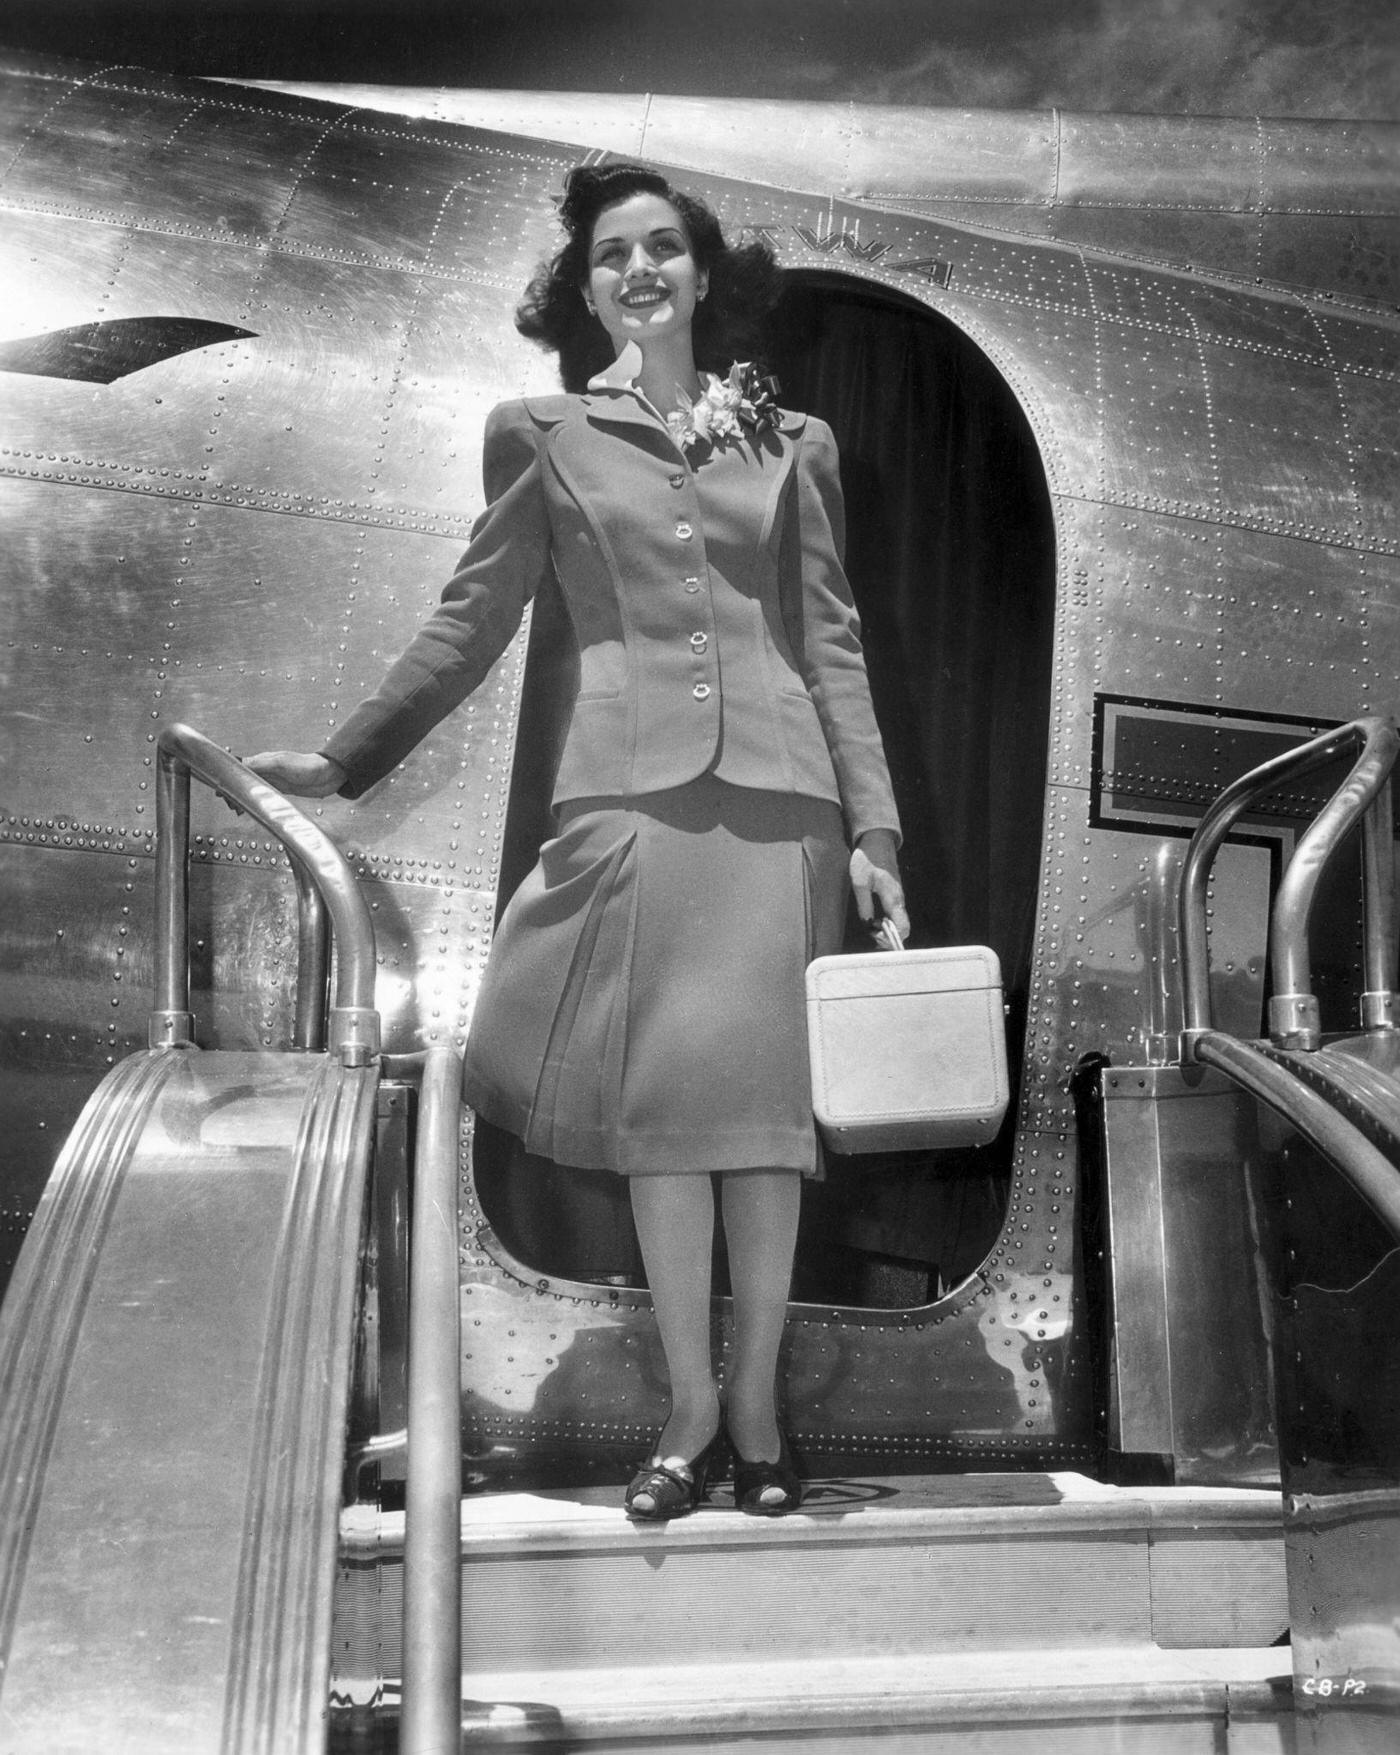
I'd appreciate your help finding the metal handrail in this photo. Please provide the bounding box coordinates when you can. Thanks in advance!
[289,858,332,1053]
[383,1048,463,1755]
[1179,715,1399,1059]
[1193,1033,1400,1242]
[153,722,380,1067]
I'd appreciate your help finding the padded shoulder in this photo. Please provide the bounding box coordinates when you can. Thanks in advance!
[520,392,580,428]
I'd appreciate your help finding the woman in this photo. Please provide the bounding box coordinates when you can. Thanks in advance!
[248,162,907,1518]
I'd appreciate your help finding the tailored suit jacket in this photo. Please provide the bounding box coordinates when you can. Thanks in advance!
[322,386,901,844]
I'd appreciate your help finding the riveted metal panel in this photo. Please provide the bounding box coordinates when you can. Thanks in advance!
[274,138,498,272]
[1190,284,1335,359]
[11,85,315,238]
[1363,588,1400,711]
[940,292,1100,500]
[1209,340,1361,543]
[1097,325,1216,513]
[1021,789,1271,1074]
[1058,115,1263,215]
[1338,372,1400,555]
[1314,305,1400,381]
[841,108,1059,210]
[0,844,146,1287]
[953,229,1095,317]
[0,50,77,141]
[1220,539,1390,716]
[1059,207,1266,284]
[1257,117,1400,214]
[1266,213,1400,308]
[205,261,451,509]
[0,477,515,825]
[229,77,1400,306]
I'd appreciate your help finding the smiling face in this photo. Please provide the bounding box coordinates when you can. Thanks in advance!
[585,192,708,358]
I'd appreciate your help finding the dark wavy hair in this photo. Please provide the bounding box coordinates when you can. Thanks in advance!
[515,162,782,392]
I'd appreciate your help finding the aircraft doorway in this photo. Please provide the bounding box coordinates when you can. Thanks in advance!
[475,273,1056,1310]
[769,274,1056,1304]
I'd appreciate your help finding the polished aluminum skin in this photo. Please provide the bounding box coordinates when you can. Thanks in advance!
[2,53,1398,1488]
[254,84,1400,308]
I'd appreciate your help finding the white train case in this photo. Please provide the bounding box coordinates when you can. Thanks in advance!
[805,941,1010,1154]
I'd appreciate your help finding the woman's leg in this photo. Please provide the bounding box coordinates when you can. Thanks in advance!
[629,1172,720,1460]
[719,1168,802,1462]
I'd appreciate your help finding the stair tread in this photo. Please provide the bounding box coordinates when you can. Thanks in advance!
[344,1470,1284,1558]
[458,1645,1294,1737]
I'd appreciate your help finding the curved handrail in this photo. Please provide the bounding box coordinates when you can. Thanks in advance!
[1193,1033,1400,1243]
[153,722,380,1066]
[1179,715,1399,1057]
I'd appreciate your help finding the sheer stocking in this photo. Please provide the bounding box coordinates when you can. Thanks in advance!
[720,1169,801,1463]
[629,1168,802,1470]
[629,1173,720,1461]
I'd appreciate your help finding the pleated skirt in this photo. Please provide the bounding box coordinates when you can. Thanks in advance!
[462,774,849,1176]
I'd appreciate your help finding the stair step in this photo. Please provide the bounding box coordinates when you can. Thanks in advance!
[454,1645,1294,1752]
[335,1472,1289,1708]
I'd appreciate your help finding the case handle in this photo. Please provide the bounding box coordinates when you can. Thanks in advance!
[872,917,904,953]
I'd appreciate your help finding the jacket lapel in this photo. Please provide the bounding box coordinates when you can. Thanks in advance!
[580,391,675,444]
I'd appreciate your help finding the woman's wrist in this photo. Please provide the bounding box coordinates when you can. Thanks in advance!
[855,827,899,859]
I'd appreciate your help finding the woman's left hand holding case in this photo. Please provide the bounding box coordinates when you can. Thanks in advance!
[849,828,909,942]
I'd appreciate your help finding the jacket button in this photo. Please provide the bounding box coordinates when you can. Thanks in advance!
[669,473,686,489]
[692,683,712,701]
[675,521,693,540]
[689,631,708,650]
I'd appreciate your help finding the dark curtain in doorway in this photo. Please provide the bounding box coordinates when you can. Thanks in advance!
[770,277,1056,1303]
[770,277,1054,971]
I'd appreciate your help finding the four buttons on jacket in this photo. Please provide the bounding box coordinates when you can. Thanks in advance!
[674,497,709,702]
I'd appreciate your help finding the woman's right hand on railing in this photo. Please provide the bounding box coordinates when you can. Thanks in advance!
[244,750,348,797]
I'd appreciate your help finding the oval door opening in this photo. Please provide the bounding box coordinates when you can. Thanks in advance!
[474,270,1056,1310]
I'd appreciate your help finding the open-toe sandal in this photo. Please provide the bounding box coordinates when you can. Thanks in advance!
[624,1431,724,1521]
[731,1429,802,1516]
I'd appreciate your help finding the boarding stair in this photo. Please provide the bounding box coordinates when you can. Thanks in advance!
[7,718,1400,1751]
[334,1465,1292,1753]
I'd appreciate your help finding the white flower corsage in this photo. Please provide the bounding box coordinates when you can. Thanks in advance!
[665,362,782,455]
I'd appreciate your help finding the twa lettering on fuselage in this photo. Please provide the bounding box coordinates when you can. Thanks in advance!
[740,223,951,286]
[793,224,891,261]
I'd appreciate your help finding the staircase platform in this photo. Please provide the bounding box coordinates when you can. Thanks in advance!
[455,1645,1293,1752]
[333,1471,1293,1751]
